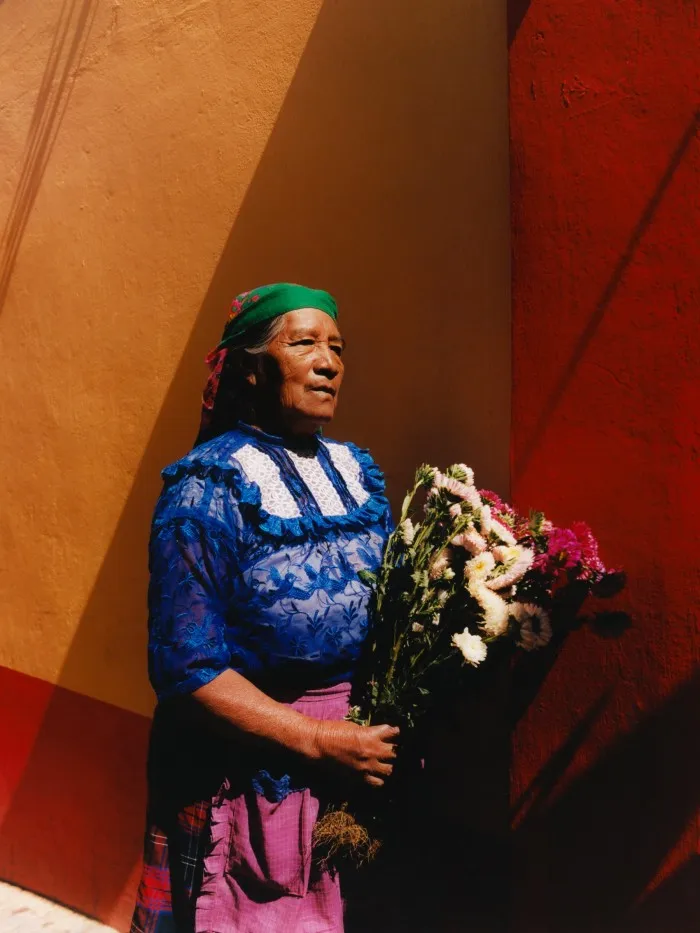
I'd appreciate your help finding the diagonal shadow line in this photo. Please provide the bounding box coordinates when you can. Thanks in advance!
[511,689,610,823]
[620,855,700,933]
[513,109,700,483]
[512,670,700,930]
[0,0,98,313]
[507,0,532,46]
[0,1,512,922]
[55,0,512,708]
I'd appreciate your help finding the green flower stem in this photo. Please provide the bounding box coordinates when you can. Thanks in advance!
[362,486,482,723]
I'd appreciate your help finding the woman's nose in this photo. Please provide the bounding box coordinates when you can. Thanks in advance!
[314,345,340,377]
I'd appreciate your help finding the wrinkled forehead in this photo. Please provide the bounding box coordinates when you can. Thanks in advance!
[277,307,344,341]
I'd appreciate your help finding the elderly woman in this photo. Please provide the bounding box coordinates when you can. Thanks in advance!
[131,284,398,933]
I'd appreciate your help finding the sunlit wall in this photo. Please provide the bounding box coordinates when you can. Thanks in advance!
[0,1,510,927]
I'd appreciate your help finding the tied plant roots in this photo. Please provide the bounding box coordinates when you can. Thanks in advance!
[312,804,381,871]
[312,729,423,871]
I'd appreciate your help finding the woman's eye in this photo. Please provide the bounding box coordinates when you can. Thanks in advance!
[294,339,315,346]
[331,345,343,356]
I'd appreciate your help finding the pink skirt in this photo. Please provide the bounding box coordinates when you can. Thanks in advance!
[194,682,351,933]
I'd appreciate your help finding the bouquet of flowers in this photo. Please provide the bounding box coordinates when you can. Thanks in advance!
[312,462,625,865]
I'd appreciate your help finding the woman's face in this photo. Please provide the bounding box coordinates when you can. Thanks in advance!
[252,308,345,435]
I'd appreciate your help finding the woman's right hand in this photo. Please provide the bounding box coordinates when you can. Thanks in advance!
[311,719,400,787]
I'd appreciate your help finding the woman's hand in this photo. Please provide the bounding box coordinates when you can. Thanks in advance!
[311,719,399,787]
[192,670,398,786]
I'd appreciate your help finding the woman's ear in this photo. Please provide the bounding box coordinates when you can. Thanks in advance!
[244,355,266,388]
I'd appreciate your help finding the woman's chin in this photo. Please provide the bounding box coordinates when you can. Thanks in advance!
[295,405,337,430]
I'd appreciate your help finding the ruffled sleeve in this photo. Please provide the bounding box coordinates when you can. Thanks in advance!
[344,441,394,538]
[147,515,237,701]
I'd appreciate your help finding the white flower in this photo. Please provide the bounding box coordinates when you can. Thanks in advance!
[400,518,416,546]
[480,504,493,535]
[437,590,449,606]
[511,603,552,651]
[452,527,488,554]
[465,551,496,580]
[431,613,441,625]
[411,621,425,633]
[467,578,510,636]
[449,503,463,520]
[485,544,534,591]
[463,486,484,510]
[442,567,455,581]
[490,519,517,546]
[450,463,475,486]
[452,629,488,666]
[433,472,481,506]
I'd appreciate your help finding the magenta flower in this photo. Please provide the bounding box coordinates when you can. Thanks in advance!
[570,521,606,573]
[479,489,515,516]
[479,489,505,511]
[546,528,582,569]
[532,552,551,572]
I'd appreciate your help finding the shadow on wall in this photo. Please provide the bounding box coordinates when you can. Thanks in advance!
[0,0,510,927]
[512,109,700,484]
[507,0,532,45]
[344,661,511,933]
[0,0,98,310]
[510,668,700,933]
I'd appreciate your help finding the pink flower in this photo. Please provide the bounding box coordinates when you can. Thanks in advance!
[430,551,452,580]
[451,528,487,554]
[433,473,482,507]
[490,518,517,547]
[546,528,582,569]
[486,545,535,590]
[532,552,551,572]
[570,521,606,574]
[478,489,513,515]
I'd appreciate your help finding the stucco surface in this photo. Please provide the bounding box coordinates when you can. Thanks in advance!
[1,0,511,716]
[509,1,700,929]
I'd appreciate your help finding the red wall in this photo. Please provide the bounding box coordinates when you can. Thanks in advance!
[509,2,700,931]
[0,667,149,928]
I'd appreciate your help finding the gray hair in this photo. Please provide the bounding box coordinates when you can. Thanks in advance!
[235,314,286,356]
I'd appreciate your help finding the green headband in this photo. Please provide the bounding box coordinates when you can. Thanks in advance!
[217,283,338,351]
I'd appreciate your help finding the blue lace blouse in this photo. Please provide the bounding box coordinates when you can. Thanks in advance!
[147,423,392,702]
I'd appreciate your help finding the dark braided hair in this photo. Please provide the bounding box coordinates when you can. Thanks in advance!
[197,316,286,444]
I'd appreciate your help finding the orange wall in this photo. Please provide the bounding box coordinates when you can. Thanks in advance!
[1,0,510,927]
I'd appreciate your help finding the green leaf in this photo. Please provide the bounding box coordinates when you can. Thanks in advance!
[358,569,378,587]
[446,464,469,481]
[416,464,437,487]
[411,569,429,588]
[529,509,546,535]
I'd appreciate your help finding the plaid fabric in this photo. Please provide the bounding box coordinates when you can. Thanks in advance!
[131,800,211,933]
[132,685,349,933]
